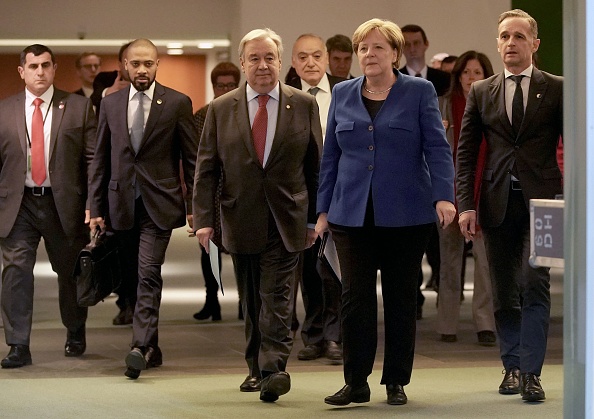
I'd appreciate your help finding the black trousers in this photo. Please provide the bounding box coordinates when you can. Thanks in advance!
[0,190,88,346]
[330,222,432,387]
[115,197,172,349]
[482,188,551,375]
[231,217,297,378]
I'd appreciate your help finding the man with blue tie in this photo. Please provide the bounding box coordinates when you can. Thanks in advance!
[88,38,197,380]
[457,9,563,402]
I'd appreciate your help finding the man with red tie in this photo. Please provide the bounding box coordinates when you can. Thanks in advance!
[194,28,322,402]
[0,44,97,368]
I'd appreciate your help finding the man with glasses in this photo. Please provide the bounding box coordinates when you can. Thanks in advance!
[74,52,101,98]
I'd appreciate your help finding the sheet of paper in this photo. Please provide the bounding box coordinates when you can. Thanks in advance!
[209,239,224,295]
[320,232,341,281]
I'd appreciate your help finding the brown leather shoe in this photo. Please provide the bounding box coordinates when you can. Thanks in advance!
[499,367,520,394]
[521,373,546,402]
[239,375,261,392]
[298,344,323,360]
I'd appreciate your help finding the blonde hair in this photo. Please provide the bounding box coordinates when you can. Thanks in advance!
[498,9,538,38]
[352,18,404,68]
[238,28,283,59]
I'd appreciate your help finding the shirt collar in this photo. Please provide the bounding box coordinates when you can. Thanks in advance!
[246,82,280,102]
[25,85,54,107]
[504,64,533,79]
[129,81,156,102]
[300,73,330,93]
[406,65,427,78]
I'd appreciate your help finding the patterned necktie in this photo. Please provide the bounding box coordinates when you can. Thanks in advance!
[308,87,320,96]
[252,95,269,165]
[31,97,46,185]
[511,75,525,135]
[131,91,145,153]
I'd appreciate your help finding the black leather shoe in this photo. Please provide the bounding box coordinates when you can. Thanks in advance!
[1,345,32,368]
[298,344,323,360]
[260,372,291,402]
[124,347,146,379]
[521,373,546,402]
[386,384,407,405]
[65,328,86,357]
[477,330,496,347]
[145,346,163,368]
[325,341,342,364]
[240,375,261,392]
[499,367,520,394]
[113,306,133,326]
[324,383,371,406]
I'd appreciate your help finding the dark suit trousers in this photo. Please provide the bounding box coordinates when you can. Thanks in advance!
[0,191,88,345]
[299,238,342,346]
[482,188,551,376]
[231,216,297,379]
[115,197,172,349]
[330,222,432,387]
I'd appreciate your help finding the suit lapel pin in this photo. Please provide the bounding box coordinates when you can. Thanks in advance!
[157,99,163,105]
[58,101,65,109]
[536,93,542,99]
[286,105,290,109]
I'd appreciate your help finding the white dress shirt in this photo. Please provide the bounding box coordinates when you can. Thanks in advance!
[24,85,54,188]
[300,74,331,142]
[246,82,280,167]
[504,65,533,124]
[128,82,155,136]
[406,65,428,78]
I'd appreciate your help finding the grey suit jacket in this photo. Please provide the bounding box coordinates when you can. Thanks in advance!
[193,82,323,254]
[0,88,96,239]
[456,68,563,228]
[88,81,197,231]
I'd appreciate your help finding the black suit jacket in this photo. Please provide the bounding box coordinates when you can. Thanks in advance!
[0,89,96,239]
[399,66,450,96]
[456,68,563,228]
[193,82,323,254]
[89,81,198,231]
[91,70,119,116]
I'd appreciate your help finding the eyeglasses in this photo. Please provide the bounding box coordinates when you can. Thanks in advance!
[81,64,100,70]
[214,83,238,90]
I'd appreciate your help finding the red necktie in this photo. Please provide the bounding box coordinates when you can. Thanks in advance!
[252,95,269,165]
[31,97,46,185]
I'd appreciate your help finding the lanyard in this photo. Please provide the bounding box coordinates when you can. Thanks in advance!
[25,98,53,148]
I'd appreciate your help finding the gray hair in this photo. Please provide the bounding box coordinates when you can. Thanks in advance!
[238,28,283,59]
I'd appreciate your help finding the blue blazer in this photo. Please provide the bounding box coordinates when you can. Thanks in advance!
[317,70,455,228]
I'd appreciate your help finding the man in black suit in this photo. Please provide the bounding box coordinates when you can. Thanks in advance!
[399,24,449,318]
[457,9,562,403]
[0,44,96,368]
[88,38,197,380]
[287,33,344,364]
[194,28,322,402]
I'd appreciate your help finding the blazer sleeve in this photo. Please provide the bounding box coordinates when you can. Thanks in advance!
[177,95,198,214]
[88,101,112,219]
[82,98,98,210]
[456,83,483,213]
[304,95,323,224]
[316,88,340,215]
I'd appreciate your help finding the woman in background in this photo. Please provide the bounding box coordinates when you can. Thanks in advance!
[436,51,497,345]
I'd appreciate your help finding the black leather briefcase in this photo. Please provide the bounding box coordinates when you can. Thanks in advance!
[73,229,122,307]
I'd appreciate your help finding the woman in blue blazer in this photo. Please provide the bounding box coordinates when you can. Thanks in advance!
[316,19,455,406]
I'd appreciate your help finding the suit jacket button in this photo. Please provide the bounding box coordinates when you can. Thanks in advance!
[368,125,373,131]
[514,145,520,149]
[368,165,374,171]
[368,145,374,151]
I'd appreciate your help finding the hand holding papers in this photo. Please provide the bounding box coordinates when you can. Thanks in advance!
[208,239,224,295]
[318,232,341,282]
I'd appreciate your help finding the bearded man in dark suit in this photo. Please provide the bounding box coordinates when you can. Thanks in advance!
[88,38,197,380]
[457,9,563,403]
[0,44,96,368]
